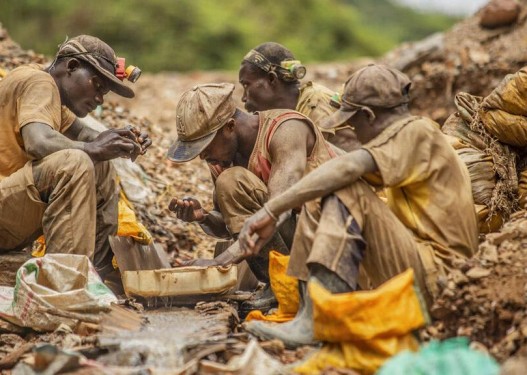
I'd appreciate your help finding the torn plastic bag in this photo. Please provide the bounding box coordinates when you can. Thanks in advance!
[0,254,116,332]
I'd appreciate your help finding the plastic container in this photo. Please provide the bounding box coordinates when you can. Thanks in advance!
[122,265,238,298]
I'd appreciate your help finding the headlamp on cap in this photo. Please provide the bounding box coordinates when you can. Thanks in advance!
[115,57,142,83]
[280,60,306,80]
[243,50,306,82]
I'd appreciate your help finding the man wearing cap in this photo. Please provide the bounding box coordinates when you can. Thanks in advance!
[167,82,340,310]
[238,42,360,153]
[238,64,478,348]
[0,35,151,279]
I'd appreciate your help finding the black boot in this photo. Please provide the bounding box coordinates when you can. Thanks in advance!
[239,233,290,316]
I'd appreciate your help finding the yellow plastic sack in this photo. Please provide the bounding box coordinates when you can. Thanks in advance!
[518,167,527,210]
[295,269,426,375]
[456,147,496,206]
[32,193,152,258]
[117,191,152,245]
[482,69,527,116]
[480,108,527,147]
[475,204,504,234]
[245,251,299,323]
[480,67,527,146]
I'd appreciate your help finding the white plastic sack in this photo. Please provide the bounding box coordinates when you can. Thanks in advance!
[0,254,117,331]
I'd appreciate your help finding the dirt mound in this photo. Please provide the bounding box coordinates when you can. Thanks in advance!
[427,210,527,361]
[382,0,527,124]
[0,23,47,70]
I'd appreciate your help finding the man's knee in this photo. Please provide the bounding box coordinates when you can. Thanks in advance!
[57,149,95,177]
[215,167,256,197]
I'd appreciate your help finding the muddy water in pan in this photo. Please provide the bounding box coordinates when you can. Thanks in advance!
[97,307,230,368]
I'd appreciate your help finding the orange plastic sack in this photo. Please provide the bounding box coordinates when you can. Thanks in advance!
[245,251,299,323]
[294,269,426,375]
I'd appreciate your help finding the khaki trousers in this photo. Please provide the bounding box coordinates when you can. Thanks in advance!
[0,150,118,272]
[288,179,444,309]
[215,167,294,283]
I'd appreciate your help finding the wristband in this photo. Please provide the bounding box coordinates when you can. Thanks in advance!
[263,204,278,222]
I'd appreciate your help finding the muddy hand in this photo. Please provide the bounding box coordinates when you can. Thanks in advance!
[125,125,152,155]
[168,197,206,222]
[84,128,141,162]
[238,207,278,256]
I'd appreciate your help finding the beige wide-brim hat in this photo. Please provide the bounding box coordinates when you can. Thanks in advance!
[56,35,134,98]
[167,83,236,162]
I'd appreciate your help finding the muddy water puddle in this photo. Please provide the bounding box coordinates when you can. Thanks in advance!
[97,307,230,368]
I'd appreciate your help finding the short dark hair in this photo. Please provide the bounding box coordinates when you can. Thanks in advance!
[242,42,297,84]
[253,42,295,65]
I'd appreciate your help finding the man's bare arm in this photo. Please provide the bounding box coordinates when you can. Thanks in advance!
[266,118,315,198]
[63,118,100,142]
[22,122,140,162]
[265,149,378,216]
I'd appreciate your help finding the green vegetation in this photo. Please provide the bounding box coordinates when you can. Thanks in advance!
[2,0,459,72]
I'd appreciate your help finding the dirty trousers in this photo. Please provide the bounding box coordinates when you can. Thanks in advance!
[288,179,443,309]
[215,167,294,283]
[0,149,119,271]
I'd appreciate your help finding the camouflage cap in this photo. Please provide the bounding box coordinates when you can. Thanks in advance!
[167,83,236,162]
[56,35,134,98]
[321,64,411,129]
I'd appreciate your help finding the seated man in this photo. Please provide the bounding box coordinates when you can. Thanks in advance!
[238,64,479,348]
[239,41,360,152]
[167,83,338,310]
[0,35,151,280]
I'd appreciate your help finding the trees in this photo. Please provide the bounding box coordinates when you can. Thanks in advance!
[2,0,457,72]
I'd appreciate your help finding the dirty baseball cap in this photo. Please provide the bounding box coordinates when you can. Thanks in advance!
[55,35,134,98]
[167,83,236,162]
[321,64,411,129]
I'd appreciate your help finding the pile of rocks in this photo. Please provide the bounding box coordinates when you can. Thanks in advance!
[427,210,527,361]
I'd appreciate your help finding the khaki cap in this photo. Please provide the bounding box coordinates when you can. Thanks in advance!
[321,64,411,129]
[56,35,134,98]
[167,83,236,162]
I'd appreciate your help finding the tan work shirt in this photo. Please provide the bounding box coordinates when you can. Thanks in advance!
[297,82,338,135]
[0,64,76,180]
[362,116,479,263]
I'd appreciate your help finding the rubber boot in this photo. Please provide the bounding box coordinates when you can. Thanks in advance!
[243,265,354,348]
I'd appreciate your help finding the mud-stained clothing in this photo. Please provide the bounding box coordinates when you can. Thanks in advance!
[297,81,360,152]
[217,109,336,234]
[0,65,118,272]
[0,65,76,180]
[284,116,479,308]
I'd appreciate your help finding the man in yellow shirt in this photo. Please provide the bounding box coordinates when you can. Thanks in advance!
[0,35,151,279]
[238,64,479,348]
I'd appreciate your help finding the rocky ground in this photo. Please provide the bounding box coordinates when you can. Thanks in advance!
[2,0,527,371]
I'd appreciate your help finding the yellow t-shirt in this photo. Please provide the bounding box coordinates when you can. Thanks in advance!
[0,64,76,180]
[362,116,479,262]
